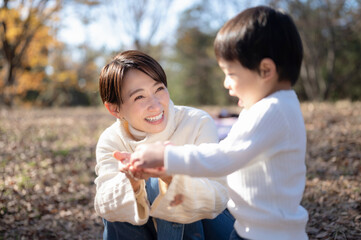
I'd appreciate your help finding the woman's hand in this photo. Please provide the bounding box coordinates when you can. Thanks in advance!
[113,149,170,192]
[113,151,143,192]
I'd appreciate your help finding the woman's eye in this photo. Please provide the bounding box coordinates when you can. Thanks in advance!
[134,95,144,101]
[156,86,165,92]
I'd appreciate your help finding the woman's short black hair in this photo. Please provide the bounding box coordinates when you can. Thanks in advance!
[99,50,167,106]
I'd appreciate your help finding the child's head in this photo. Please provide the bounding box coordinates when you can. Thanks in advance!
[99,50,170,134]
[214,6,303,86]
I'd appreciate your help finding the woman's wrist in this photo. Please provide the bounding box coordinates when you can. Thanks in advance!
[158,176,173,195]
[129,178,142,192]
[159,176,172,186]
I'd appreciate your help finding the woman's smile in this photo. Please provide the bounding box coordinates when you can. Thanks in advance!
[145,111,164,123]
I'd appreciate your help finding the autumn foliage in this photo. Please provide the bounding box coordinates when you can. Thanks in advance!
[0,0,62,106]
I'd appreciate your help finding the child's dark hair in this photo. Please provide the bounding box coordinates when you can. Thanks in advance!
[214,6,303,86]
[99,50,167,106]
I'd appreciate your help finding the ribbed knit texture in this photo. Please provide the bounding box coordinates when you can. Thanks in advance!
[165,91,308,240]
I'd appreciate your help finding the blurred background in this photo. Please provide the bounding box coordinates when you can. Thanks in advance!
[1,0,361,108]
[1,1,361,239]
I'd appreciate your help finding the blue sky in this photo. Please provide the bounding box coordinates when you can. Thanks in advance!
[58,0,195,51]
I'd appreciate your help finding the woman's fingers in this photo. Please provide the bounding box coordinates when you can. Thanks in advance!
[113,151,131,163]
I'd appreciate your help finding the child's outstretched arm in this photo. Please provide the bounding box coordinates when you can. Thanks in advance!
[131,141,166,169]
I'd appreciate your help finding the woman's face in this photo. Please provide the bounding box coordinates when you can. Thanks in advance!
[118,69,170,134]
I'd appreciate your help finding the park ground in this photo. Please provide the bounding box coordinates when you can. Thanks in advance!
[0,101,360,239]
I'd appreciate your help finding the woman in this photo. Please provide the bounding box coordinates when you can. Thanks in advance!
[94,50,234,240]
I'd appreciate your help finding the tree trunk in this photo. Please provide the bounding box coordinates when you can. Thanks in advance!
[1,62,16,107]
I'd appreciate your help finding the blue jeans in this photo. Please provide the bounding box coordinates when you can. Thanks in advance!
[103,178,235,240]
[103,218,156,240]
[229,230,250,240]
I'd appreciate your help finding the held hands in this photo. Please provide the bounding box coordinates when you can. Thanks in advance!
[114,143,183,206]
[113,151,142,192]
[113,151,141,179]
[113,141,167,180]
[131,141,167,169]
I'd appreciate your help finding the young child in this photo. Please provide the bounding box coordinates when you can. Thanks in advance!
[127,6,309,240]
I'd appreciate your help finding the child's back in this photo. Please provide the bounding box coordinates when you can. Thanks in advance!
[222,90,307,239]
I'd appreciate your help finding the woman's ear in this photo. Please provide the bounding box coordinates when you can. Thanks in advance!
[104,102,122,119]
[259,58,277,80]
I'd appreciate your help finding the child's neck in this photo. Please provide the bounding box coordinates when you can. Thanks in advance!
[246,81,291,109]
[267,80,292,97]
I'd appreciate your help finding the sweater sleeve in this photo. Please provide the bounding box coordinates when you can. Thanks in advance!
[150,110,229,223]
[94,130,149,225]
[165,104,288,177]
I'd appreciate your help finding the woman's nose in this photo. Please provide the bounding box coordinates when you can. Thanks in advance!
[148,96,161,111]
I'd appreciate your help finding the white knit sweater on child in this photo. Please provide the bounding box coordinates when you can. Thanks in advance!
[165,90,309,240]
[94,101,228,225]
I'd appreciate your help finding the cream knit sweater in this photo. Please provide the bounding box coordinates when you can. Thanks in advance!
[94,101,228,225]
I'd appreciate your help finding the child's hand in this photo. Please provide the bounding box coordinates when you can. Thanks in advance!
[113,150,166,179]
[130,141,166,169]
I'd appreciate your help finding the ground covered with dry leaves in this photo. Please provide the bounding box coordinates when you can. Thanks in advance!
[1,101,360,240]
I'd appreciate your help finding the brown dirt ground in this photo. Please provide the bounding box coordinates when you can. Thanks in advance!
[0,101,360,239]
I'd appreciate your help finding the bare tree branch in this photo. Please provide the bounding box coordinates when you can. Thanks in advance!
[105,0,174,50]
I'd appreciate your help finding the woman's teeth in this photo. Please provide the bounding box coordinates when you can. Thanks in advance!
[145,112,163,122]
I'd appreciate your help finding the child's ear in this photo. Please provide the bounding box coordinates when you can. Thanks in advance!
[104,102,122,119]
[259,58,277,80]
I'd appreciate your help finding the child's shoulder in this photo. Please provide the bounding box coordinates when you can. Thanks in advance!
[258,90,299,110]
[247,90,301,120]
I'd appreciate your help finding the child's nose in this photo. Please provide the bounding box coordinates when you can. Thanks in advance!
[224,77,231,89]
